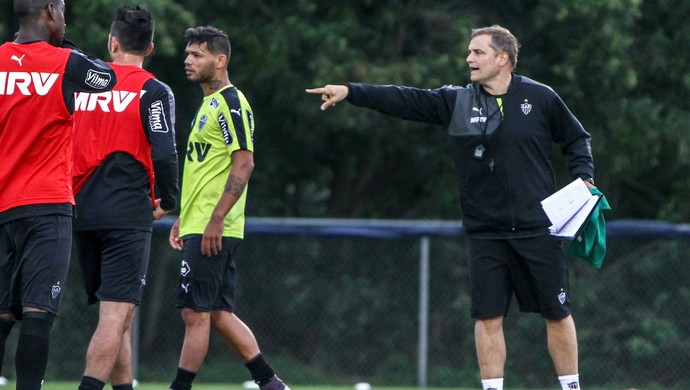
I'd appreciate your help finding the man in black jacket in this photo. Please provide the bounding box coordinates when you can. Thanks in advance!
[307,25,595,390]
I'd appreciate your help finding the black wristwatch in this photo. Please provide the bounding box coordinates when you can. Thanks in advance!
[583,177,595,185]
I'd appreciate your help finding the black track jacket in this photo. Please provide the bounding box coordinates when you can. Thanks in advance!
[347,74,594,238]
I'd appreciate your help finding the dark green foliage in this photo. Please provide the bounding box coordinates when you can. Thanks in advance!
[5,0,689,221]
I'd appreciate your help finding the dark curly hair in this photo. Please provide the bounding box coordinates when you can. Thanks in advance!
[184,25,231,59]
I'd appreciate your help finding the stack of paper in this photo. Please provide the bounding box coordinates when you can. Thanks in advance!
[541,178,601,239]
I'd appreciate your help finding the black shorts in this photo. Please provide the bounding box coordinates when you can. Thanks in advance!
[468,235,571,320]
[73,229,151,305]
[177,235,242,312]
[0,215,72,318]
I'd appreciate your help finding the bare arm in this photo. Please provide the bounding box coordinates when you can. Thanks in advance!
[201,149,254,256]
[169,217,183,250]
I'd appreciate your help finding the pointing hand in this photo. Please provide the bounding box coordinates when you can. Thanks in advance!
[306,84,349,110]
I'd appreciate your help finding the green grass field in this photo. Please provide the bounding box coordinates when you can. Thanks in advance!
[0,381,626,390]
[0,383,465,390]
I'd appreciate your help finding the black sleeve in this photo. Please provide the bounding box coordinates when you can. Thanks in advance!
[346,83,457,126]
[548,91,595,181]
[62,49,117,112]
[140,78,180,211]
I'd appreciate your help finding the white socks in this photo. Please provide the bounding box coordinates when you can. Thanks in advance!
[558,374,580,389]
[481,374,579,389]
[481,378,503,390]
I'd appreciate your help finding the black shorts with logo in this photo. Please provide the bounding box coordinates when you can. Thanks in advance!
[0,215,72,318]
[177,235,242,312]
[73,229,151,305]
[468,234,571,320]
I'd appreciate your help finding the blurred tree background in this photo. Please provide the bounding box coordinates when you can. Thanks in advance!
[4,0,689,221]
[2,0,690,389]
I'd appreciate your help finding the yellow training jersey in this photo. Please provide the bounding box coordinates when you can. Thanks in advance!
[179,85,255,238]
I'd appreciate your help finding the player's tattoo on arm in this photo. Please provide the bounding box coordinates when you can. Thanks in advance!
[225,175,247,197]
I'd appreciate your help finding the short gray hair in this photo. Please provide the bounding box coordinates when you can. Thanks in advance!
[470,25,520,69]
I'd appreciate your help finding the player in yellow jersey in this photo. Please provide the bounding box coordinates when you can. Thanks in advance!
[167,26,289,390]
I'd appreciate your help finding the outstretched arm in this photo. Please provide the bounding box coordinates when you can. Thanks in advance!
[306,84,349,110]
[307,83,455,126]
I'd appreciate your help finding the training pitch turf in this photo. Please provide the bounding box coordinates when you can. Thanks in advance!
[0,381,576,390]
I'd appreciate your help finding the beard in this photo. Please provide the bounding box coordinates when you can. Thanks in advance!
[188,63,216,83]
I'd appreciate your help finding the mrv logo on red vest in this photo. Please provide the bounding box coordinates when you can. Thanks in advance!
[74,90,141,112]
[0,72,59,95]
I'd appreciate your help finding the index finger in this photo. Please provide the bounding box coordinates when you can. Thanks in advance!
[305,87,326,94]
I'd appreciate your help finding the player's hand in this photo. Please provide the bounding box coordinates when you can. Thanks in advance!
[306,85,348,110]
[201,217,224,257]
[169,218,183,250]
[152,198,169,220]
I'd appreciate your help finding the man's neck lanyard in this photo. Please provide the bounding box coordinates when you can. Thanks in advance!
[474,96,504,172]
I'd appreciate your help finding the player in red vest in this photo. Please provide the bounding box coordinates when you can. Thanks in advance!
[0,1,116,389]
[71,6,179,390]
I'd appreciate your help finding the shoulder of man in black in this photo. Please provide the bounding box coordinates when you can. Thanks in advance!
[511,74,560,100]
[141,77,179,212]
[64,49,117,92]
[515,75,594,178]
[61,49,117,112]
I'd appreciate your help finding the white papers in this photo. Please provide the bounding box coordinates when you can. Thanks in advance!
[541,178,601,238]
